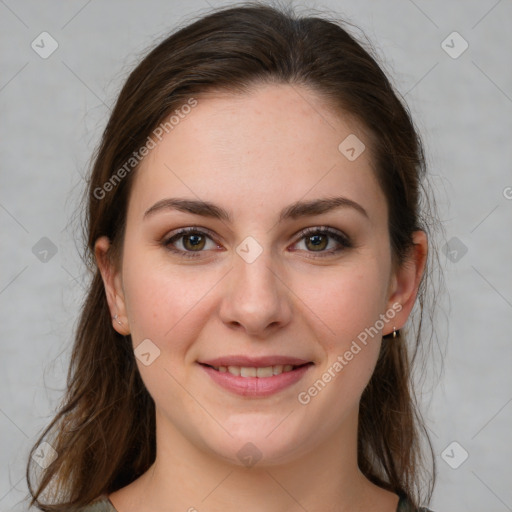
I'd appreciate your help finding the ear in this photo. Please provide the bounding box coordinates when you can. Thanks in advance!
[94,236,130,335]
[384,230,428,335]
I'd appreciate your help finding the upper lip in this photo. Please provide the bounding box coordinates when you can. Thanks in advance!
[198,355,312,367]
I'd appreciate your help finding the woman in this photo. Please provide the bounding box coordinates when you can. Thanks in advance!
[26,3,440,511]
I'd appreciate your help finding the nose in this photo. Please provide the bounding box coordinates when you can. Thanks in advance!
[218,246,292,338]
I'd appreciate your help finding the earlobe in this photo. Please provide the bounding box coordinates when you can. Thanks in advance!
[94,236,130,335]
[384,230,428,335]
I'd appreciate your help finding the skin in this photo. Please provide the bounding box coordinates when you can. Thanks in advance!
[95,83,427,512]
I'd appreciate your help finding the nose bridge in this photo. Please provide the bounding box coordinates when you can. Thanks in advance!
[220,237,291,335]
[236,243,278,296]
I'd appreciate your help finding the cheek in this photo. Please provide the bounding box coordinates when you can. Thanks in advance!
[297,260,388,396]
[299,261,389,348]
[291,272,387,450]
[120,252,213,404]
[121,246,221,353]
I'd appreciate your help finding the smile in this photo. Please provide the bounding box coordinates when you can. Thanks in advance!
[208,364,299,377]
[198,362,314,397]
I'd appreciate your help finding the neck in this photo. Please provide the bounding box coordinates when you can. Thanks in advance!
[110,408,398,512]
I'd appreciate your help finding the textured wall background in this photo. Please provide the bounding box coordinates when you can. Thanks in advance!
[1,1,511,511]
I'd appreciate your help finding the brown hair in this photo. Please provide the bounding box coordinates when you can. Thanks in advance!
[26,2,441,509]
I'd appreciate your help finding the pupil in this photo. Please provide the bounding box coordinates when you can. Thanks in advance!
[307,234,326,251]
[186,234,204,250]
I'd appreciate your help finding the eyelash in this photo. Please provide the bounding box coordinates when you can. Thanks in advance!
[162,226,352,259]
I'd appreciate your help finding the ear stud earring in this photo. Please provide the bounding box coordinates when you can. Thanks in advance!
[383,327,400,339]
[113,314,123,326]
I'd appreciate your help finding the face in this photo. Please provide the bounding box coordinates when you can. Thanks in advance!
[96,83,425,467]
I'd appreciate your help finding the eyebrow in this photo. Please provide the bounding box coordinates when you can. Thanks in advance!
[143,196,369,222]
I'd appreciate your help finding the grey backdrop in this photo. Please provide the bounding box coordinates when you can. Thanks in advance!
[1,1,511,511]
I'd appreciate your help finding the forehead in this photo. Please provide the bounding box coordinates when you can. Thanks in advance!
[129,83,386,225]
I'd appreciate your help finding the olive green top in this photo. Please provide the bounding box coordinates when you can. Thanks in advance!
[75,495,433,511]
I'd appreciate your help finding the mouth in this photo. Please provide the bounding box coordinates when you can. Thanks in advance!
[197,359,314,397]
[199,362,312,377]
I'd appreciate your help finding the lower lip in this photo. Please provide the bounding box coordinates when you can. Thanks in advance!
[199,363,313,397]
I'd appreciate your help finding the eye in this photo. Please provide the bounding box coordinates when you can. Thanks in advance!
[291,226,352,257]
[162,227,221,258]
[162,225,352,259]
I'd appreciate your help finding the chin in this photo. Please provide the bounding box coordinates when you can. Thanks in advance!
[198,420,313,469]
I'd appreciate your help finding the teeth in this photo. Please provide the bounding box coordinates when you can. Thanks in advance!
[217,364,298,377]
[256,366,273,377]
[240,367,257,377]
[272,364,283,375]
